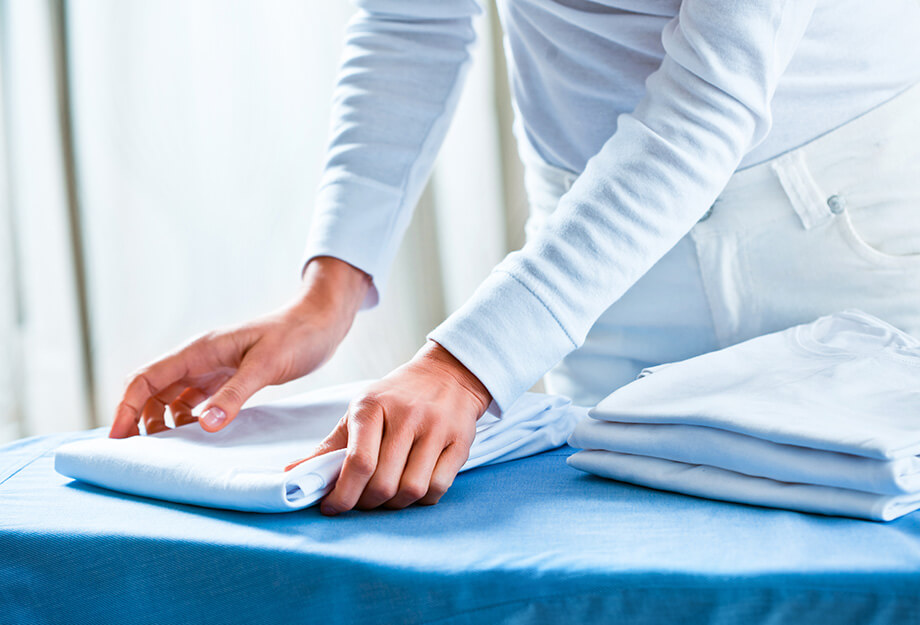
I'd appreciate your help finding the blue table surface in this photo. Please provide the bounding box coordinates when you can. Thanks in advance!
[2,427,920,625]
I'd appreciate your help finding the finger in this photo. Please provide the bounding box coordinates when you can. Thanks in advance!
[142,381,190,434]
[110,355,190,438]
[320,399,384,516]
[417,441,470,506]
[382,433,446,510]
[284,415,348,471]
[169,375,228,427]
[168,387,210,427]
[141,397,169,435]
[198,356,274,433]
[109,332,242,439]
[354,421,415,510]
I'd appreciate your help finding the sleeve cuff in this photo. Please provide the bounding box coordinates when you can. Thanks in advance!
[427,269,577,413]
[300,178,405,310]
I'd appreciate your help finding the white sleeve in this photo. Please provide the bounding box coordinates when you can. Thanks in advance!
[429,0,818,410]
[301,0,483,307]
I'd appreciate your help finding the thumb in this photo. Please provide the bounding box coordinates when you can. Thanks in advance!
[199,359,271,432]
[284,416,348,471]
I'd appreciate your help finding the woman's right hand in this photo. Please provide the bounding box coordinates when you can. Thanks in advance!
[108,256,372,438]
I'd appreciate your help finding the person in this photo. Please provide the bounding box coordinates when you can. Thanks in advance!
[108,0,920,516]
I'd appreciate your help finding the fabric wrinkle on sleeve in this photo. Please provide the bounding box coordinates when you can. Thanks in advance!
[301,0,484,309]
[430,0,818,412]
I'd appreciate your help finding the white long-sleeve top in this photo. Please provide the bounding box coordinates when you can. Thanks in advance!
[302,0,920,411]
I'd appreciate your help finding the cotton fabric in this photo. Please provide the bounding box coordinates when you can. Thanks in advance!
[567,310,920,521]
[54,381,583,512]
[532,76,920,408]
[301,0,920,413]
[569,419,920,496]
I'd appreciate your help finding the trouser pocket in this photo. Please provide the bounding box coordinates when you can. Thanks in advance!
[690,130,920,346]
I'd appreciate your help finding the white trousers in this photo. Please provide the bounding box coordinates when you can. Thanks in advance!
[520,81,920,407]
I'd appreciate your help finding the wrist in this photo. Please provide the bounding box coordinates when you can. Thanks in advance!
[418,340,492,415]
[292,256,371,331]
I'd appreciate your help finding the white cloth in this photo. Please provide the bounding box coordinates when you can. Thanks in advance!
[55,381,584,512]
[530,78,920,409]
[304,0,920,416]
[569,420,920,496]
[569,450,920,522]
[567,310,920,521]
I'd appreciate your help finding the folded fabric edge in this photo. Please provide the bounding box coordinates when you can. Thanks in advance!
[566,449,920,522]
[281,449,347,510]
[579,411,919,461]
[566,418,920,496]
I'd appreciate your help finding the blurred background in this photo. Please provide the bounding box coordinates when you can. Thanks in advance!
[0,0,528,443]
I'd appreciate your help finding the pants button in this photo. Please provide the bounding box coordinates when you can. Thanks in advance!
[827,194,846,214]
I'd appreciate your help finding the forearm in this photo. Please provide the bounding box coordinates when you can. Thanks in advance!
[301,0,483,309]
[431,0,818,411]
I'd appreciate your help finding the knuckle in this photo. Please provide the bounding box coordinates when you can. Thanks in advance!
[129,371,158,397]
[310,440,333,456]
[451,429,475,452]
[388,414,417,438]
[122,368,143,388]
[169,403,191,418]
[393,406,429,436]
[365,482,398,503]
[346,451,377,477]
[351,391,383,413]
[401,406,426,427]
[398,481,428,502]
[448,423,475,443]
[428,478,453,497]
[218,383,246,407]
[170,396,193,411]
[427,419,455,440]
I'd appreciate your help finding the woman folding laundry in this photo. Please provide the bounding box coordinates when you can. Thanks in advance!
[108,0,920,516]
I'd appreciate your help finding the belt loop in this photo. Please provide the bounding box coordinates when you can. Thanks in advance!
[769,149,833,230]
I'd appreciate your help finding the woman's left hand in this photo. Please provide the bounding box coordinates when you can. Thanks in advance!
[285,340,491,514]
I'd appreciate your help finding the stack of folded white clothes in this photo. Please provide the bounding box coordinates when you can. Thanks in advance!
[567,310,920,522]
[56,380,584,512]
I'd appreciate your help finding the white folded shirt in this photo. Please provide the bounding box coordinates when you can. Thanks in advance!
[567,310,920,521]
[568,450,920,522]
[569,419,920,495]
[56,380,585,512]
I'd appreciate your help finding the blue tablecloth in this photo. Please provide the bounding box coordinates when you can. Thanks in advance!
[2,427,920,624]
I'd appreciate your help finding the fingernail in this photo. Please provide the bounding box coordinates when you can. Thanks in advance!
[200,407,227,430]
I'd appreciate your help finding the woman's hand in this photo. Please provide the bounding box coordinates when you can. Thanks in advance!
[108,256,371,438]
[284,340,492,514]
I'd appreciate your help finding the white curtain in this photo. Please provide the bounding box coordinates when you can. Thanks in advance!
[0,0,526,442]
[1,0,93,439]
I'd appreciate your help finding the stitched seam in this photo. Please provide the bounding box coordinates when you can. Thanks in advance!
[495,269,578,348]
